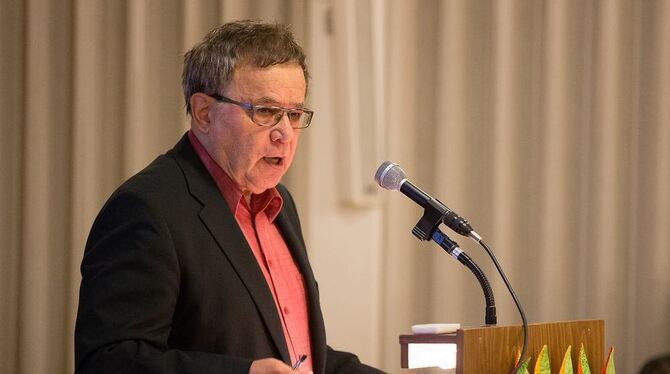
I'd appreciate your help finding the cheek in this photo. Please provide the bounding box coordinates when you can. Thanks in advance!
[212,120,257,167]
[288,132,300,156]
[292,130,301,142]
[237,134,271,172]
[233,139,260,169]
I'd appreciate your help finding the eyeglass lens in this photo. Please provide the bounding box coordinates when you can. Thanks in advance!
[253,107,310,128]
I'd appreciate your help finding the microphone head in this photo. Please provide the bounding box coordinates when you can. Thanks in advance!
[375,161,407,190]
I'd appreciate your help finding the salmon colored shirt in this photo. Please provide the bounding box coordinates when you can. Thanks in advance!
[188,131,312,371]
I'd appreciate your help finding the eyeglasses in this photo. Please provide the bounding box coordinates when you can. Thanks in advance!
[209,93,314,129]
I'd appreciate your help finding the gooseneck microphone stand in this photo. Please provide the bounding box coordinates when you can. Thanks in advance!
[432,229,497,325]
[407,199,498,326]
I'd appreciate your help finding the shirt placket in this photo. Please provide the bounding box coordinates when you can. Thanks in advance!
[254,212,299,362]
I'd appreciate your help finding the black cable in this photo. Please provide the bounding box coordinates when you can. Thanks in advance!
[476,239,528,373]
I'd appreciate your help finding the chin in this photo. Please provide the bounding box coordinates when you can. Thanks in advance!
[250,181,281,194]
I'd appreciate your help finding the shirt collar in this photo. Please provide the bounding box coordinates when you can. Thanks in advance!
[188,130,283,221]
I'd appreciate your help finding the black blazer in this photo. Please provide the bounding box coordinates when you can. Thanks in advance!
[75,134,383,374]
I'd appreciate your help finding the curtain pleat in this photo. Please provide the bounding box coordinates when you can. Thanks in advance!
[183,0,221,48]
[18,1,74,374]
[536,0,586,321]
[0,0,25,372]
[490,0,545,322]
[588,2,636,364]
[381,0,430,367]
[632,0,670,366]
[125,0,185,176]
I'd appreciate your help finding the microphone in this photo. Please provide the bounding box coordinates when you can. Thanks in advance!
[375,161,481,242]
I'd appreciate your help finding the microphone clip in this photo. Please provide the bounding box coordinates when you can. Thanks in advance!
[411,206,446,241]
[411,198,476,241]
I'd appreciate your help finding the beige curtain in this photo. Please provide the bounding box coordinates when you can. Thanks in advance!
[381,0,670,372]
[1,1,668,373]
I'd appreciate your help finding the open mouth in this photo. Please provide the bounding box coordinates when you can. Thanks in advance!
[263,157,283,166]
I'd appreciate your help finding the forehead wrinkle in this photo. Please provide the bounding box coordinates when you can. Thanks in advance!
[253,96,305,108]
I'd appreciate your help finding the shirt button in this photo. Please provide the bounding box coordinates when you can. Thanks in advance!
[283,306,289,314]
[267,260,273,267]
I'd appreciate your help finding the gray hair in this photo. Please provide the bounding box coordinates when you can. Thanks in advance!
[182,20,309,116]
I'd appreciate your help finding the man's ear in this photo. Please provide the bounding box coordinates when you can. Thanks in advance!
[190,93,214,133]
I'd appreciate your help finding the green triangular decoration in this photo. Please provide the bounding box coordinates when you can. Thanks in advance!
[535,345,551,374]
[579,343,591,374]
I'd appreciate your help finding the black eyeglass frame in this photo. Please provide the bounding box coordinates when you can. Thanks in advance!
[208,93,314,129]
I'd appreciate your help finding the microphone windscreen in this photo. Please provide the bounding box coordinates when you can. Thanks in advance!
[375,161,406,190]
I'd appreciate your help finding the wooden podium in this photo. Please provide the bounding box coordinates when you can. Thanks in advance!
[400,320,604,373]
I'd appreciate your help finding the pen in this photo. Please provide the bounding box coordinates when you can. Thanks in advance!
[291,354,307,370]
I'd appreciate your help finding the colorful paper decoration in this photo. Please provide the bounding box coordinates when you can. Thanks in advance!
[515,347,531,374]
[559,345,574,374]
[515,356,531,374]
[535,345,551,374]
[578,343,591,374]
[601,347,615,374]
[510,344,614,373]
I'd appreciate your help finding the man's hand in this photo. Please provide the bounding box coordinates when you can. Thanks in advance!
[249,358,294,374]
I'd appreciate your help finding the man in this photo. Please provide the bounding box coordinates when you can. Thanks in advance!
[75,21,384,374]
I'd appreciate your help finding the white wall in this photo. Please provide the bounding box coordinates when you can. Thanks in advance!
[288,0,387,368]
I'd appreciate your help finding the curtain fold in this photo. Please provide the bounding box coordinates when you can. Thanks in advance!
[17,1,74,373]
[588,0,636,362]
[631,0,670,366]
[0,1,25,373]
[536,0,582,320]
[380,0,431,367]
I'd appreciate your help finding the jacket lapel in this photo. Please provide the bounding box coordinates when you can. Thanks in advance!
[170,135,291,363]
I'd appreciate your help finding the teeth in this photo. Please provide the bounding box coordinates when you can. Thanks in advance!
[265,157,281,165]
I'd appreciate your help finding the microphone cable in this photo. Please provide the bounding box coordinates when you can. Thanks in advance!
[474,238,528,373]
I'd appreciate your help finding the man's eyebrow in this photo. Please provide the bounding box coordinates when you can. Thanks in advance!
[254,96,305,108]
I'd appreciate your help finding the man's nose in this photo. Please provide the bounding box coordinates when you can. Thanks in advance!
[270,113,294,143]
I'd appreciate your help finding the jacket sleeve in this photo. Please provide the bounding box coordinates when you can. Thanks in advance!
[74,190,250,374]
